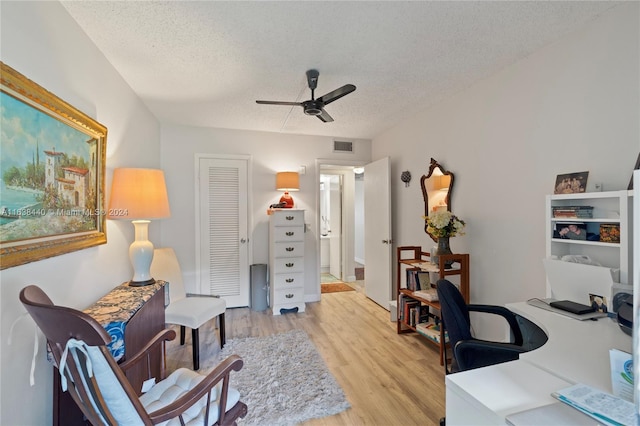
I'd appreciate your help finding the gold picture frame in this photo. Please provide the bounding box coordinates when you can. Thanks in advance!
[1,62,107,269]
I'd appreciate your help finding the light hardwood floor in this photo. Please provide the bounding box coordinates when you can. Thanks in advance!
[171,287,446,425]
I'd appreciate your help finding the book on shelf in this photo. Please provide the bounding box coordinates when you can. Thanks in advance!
[406,268,420,291]
[552,206,594,218]
[399,294,430,326]
[411,261,434,269]
[406,269,432,292]
[412,288,438,302]
[416,320,448,344]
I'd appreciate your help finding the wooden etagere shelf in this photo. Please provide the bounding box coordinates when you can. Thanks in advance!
[396,246,470,365]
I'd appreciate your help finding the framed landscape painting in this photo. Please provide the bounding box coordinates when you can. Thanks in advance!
[0,62,107,269]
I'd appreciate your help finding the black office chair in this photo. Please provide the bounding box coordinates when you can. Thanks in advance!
[437,279,528,374]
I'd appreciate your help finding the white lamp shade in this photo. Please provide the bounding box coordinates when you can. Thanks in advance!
[108,168,171,219]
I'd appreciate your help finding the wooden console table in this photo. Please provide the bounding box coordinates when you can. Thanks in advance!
[53,281,167,426]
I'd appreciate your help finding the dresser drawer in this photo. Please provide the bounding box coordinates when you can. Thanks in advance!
[272,257,304,273]
[271,272,304,288]
[272,226,304,242]
[271,211,304,226]
[273,287,304,305]
[273,241,305,258]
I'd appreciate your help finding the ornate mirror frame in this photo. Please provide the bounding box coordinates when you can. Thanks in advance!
[421,158,454,241]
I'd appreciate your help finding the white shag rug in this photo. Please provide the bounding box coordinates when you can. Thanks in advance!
[196,329,350,425]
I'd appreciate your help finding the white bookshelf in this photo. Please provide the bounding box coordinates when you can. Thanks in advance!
[545,190,633,286]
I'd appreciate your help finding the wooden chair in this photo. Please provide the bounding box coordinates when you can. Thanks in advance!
[19,285,247,426]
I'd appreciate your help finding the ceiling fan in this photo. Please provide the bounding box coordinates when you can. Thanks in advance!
[256,69,356,122]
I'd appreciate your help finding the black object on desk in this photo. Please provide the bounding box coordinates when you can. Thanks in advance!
[549,300,595,315]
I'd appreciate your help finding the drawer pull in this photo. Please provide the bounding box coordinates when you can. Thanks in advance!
[286,263,294,267]
[286,231,294,236]
[286,247,294,252]
[286,293,294,298]
[286,216,294,221]
[286,278,294,283]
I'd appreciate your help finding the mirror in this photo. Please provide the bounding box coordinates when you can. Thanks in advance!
[421,158,454,241]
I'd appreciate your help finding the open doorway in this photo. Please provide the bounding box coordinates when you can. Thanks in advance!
[318,164,365,292]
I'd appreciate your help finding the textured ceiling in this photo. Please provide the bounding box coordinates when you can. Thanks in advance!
[61,1,619,140]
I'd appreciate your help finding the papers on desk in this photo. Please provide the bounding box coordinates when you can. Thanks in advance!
[609,349,633,403]
[552,384,636,426]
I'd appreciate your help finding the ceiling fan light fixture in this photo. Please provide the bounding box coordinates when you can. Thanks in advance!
[256,70,355,122]
[302,100,323,116]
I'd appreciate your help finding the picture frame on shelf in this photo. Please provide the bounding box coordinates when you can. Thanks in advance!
[589,293,608,313]
[0,62,108,270]
[554,222,588,240]
[554,171,589,194]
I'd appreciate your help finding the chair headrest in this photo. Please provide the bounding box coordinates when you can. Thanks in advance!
[19,286,111,358]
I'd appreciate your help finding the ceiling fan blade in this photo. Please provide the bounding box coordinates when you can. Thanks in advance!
[256,100,302,106]
[317,109,334,123]
[317,84,356,105]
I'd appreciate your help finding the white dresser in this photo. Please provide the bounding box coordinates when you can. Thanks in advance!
[269,209,306,315]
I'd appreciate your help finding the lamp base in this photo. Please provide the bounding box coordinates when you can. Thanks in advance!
[128,278,156,287]
[279,192,294,208]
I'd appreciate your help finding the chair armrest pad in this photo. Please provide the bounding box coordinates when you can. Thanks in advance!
[468,304,515,318]
[467,304,524,345]
[455,340,526,370]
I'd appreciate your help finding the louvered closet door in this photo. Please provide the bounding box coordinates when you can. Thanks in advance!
[197,156,250,307]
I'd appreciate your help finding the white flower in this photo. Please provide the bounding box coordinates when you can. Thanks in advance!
[423,211,466,238]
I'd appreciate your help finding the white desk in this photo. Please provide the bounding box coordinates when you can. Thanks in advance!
[445,301,632,425]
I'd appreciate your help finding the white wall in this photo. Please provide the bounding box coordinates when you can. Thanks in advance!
[159,124,371,300]
[0,2,161,425]
[374,3,639,339]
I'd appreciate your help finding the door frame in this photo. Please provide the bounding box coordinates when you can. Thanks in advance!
[315,158,367,294]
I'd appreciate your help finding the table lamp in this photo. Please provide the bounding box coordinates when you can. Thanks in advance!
[276,171,299,208]
[107,168,171,286]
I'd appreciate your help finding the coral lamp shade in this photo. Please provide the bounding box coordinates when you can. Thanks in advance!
[107,168,171,219]
[275,172,300,192]
[276,172,299,208]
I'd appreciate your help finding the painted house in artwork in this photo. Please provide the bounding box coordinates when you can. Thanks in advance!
[57,166,89,207]
[43,138,98,208]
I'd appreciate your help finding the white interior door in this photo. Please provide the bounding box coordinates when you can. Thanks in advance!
[329,175,342,279]
[364,157,392,308]
[196,156,250,307]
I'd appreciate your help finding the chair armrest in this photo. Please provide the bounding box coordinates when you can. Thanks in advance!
[467,304,524,346]
[147,354,244,424]
[118,329,176,374]
[454,339,527,371]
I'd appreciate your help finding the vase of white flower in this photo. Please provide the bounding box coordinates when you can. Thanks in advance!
[423,210,465,268]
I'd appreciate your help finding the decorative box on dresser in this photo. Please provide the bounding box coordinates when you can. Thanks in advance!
[269,209,306,315]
